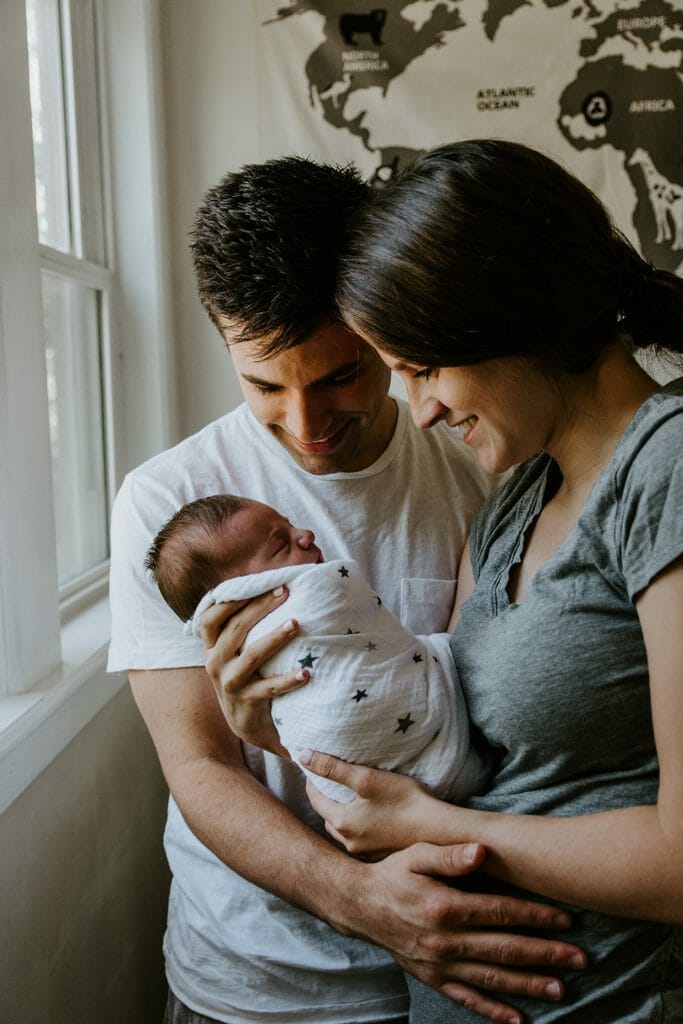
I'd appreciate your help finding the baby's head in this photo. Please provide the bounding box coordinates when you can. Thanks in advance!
[145,493,323,621]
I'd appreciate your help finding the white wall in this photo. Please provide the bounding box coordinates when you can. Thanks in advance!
[0,686,169,1024]
[161,0,261,437]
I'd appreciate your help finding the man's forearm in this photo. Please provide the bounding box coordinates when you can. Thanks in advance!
[169,749,369,934]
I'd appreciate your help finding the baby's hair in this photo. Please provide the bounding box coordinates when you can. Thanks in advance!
[145,493,247,621]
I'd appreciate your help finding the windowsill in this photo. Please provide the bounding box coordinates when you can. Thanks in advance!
[0,595,125,816]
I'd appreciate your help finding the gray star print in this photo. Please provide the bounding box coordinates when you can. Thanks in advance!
[395,713,416,734]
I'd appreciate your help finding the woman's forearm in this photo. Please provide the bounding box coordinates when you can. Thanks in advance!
[414,797,683,923]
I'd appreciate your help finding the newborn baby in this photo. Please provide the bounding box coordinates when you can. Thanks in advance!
[146,493,486,802]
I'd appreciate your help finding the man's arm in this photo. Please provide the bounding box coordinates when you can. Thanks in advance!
[131,664,587,1023]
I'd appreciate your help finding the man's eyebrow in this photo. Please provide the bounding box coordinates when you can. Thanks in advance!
[240,372,279,387]
[241,360,361,389]
[314,360,361,385]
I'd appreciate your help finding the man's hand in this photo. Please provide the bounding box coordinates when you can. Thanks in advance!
[351,842,586,1024]
[199,587,308,755]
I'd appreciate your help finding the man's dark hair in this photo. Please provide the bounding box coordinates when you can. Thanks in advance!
[191,156,371,358]
[145,494,246,622]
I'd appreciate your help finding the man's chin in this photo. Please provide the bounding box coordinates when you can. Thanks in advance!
[286,449,352,475]
[273,428,359,474]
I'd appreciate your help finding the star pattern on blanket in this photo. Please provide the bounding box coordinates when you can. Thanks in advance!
[351,688,368,703]
[298,651,320,669]
[376,595,382,606]
[412,652,423,663]
[365,641,378,652]
[345,627,360,635]
[395,713,416,734]
[338,565,349,578]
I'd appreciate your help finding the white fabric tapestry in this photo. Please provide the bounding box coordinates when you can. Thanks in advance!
[256,0,683,274]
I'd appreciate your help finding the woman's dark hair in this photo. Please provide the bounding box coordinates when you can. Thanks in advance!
[145,494,246,621]
[338,139,683,372]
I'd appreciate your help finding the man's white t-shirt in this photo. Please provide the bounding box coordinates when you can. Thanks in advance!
[108,398,495,1024]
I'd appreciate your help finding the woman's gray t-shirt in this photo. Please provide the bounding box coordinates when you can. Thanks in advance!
[409,379,683,1023]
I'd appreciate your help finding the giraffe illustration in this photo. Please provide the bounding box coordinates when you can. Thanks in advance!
[628,148,683,251]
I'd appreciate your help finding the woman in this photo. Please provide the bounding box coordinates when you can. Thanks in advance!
[296,140,683,1022]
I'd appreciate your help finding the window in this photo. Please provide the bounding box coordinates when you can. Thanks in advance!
[27,0,113,597]
[0,0,173,810]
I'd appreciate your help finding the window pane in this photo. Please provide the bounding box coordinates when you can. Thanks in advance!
[42,273,109,585]
[26,0,71,251]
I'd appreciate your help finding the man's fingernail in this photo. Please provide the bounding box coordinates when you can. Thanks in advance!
[282,618,296,633]
[507,1016,522,1024]
[299,748,313,765]
[544,981,562,999]
[273,586,285,597]
[295,669,309,682]
[463,843,480,863]
[569,953,586,969]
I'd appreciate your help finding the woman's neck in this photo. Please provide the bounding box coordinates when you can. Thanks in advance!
[546,344,658,500]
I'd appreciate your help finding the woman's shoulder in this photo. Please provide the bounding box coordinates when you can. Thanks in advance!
[613,376,683,487]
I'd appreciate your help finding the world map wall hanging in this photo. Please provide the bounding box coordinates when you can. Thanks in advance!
[256,0,683,274]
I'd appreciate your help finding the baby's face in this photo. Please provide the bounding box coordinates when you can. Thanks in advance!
[227,501,324,576]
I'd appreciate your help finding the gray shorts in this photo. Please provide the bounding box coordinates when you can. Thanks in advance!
[164,988,409,1024]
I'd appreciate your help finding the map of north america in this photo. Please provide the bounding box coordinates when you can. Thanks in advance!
[260,0,683,269]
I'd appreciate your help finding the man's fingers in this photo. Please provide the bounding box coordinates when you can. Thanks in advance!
[454,932,586,971]
[445,960,566,1001]
[438,982,524,1024]
[403,840,488,881]
[403,843,576,932]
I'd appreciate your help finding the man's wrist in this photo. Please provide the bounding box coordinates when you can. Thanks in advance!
[318,853,375,939]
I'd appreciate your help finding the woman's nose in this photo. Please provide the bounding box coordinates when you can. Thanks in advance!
[409,391,448,430]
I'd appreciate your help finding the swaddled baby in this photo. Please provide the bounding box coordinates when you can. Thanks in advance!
[146,493,486,802]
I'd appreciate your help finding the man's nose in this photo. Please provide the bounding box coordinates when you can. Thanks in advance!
[285,393,331,441]
[296,529,316,549]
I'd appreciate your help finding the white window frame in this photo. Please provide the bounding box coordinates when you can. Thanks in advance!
[0,0,176,815]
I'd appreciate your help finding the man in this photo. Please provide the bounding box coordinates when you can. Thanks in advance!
[108,157,586,1024]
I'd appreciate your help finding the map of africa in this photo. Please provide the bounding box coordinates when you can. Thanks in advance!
[257,0,683,272]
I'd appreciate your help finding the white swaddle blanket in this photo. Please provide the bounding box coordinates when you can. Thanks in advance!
[189,559,483,803]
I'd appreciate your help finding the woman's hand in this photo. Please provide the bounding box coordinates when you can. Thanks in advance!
[303,751,444,856]
[199,588,310,756]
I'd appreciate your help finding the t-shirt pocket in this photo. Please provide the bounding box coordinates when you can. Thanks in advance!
[400,578,456,634]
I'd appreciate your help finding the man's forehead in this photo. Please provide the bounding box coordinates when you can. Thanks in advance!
[226,322,372,382]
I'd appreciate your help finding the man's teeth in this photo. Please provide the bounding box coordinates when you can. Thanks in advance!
[453,416,476,436]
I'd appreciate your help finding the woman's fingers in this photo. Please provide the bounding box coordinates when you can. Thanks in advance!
[213,618,301,690]
[199,586,289,651]
[227,668,310,708]
[301,749,375,794]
